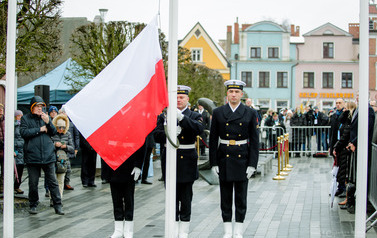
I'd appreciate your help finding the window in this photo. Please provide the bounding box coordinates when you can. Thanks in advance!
[268,47,279,58]
[322,101,334,114]
[322,72,333,88]
[241,71,252,87]
[276,100,289,112]
[303,72,314,88]
[259,72,270,88]
[323,42,334,58]
[250,47,261,58]
[191,49,202,62]
[342,73,353,88]
[277,72,288,88]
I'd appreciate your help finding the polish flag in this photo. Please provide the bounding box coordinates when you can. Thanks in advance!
[64,16,168,170]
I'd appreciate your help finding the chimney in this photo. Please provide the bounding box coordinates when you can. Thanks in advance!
[226,25,232,57]
[234,21,239,44]
[348,23,360,39]
[290,24,300,36]
[242,24,251,31]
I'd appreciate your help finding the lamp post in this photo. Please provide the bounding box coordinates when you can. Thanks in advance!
[99,8,108,23]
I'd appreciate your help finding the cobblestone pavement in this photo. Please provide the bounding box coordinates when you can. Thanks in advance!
[1,155,377,238]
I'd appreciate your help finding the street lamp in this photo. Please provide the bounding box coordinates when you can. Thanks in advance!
[99,8,108,23]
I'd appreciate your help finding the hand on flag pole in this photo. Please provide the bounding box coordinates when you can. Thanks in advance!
[131,167,141,181]
[176,109,184,121]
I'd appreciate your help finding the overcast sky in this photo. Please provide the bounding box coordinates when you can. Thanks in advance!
[61,0,360,42]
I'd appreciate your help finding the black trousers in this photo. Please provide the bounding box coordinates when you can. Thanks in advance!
[14,164,24,189]
[142,147,153,181]
[219,179,248,222]
[176,181,194,222]
[81,148,97,185]
[110,181,135,221]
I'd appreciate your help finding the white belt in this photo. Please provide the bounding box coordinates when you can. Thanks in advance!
[220,139,247,146]
[178,144,196,149]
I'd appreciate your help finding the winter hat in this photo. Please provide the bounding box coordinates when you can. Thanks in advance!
[49,106,58,114]
[56,119,66,128]
[14,110,23,117]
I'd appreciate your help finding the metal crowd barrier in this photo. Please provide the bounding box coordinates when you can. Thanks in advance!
[260,125,331,156]
[366,143,377,232]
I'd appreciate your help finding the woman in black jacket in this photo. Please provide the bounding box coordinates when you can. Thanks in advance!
[333,101,356,204]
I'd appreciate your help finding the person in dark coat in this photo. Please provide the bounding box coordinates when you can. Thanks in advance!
[312,106,329,151]
[290,107,306,157]
[14,110,25,194]
[333,102,355,198]
[102,141,146,238]
[210,80,259,238]
[329,99,345,157]
[195,103,211,155]
[141,132,155,184]
[154,85,204,238]
[80,132,97,187]
[20,96,64,215]
[264,112,286,151]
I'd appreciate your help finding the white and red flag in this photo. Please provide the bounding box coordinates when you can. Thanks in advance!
[64,16,168,170]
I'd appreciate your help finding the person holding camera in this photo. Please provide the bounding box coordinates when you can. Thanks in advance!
[50,113,74,199]
[20,96,64,215]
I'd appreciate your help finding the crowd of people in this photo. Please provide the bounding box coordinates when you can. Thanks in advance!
[1,86,376,237]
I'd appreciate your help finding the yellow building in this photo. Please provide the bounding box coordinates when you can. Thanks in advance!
[179,22,230,80]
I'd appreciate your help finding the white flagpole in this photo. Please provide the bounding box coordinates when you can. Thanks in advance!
[355,0,368,237]
[4,0,17,237]
[166,0,178,237]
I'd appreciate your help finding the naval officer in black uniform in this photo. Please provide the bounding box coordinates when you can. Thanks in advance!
[209,80,259,238]
[154,85,204,238]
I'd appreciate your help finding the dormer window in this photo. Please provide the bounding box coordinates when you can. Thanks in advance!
[323,42,334,58]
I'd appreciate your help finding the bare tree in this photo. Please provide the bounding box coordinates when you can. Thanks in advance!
[0,0,62,78]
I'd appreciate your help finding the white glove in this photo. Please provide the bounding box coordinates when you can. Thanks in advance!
[246,166,256,179]
[177,109,184,121]
[177,126,182,136]
[212,166,219,175]
[131,167,141,181]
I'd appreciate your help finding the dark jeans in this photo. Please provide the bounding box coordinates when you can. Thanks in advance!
[110,181,135,221]
[220,179,248,222]
[27,163,62,208]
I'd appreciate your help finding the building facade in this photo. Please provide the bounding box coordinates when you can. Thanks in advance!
[229,21,298,112]
[295,23,359,112]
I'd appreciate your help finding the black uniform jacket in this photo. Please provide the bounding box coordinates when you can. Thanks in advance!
[154,108,204,183]
[209,103,259,182]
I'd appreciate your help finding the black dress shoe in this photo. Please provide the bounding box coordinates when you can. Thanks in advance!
[334,190,343,196]
[88,184,97,187]
[101,180,109,184]
[141,180,152,185]
[54,206,65,215]
[29,207,38,214]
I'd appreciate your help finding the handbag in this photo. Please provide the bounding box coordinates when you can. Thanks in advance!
[56,149,68,174]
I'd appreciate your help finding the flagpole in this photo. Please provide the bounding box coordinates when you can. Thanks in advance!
[355,0,368,237]
[166,0,178,237]
[4,0,17,237]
